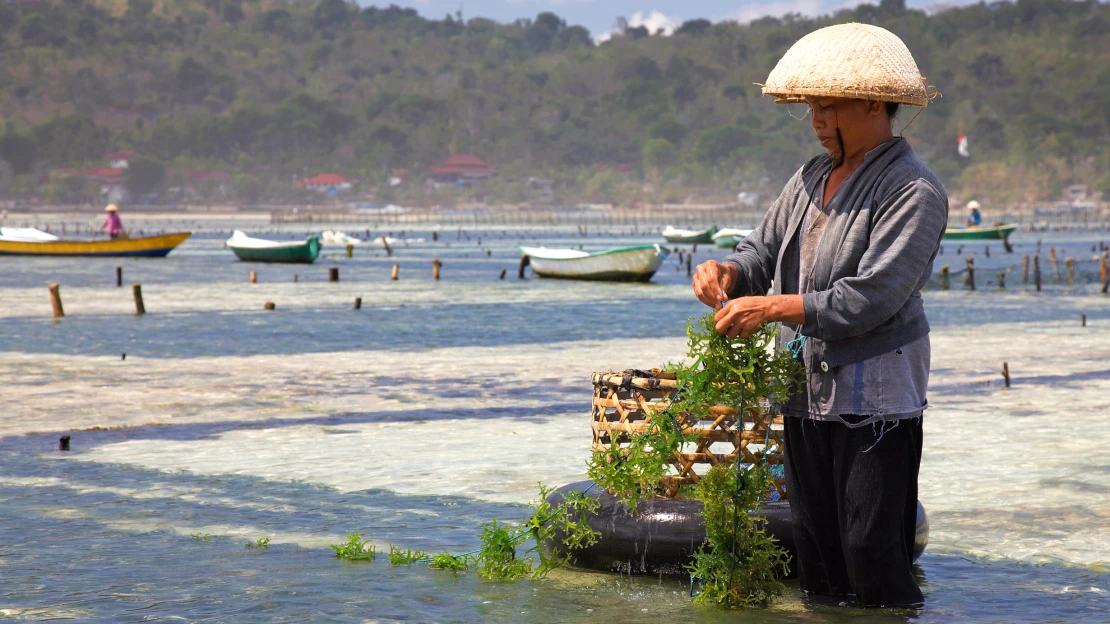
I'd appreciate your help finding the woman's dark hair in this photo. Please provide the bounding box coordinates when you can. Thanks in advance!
[885,101,900,119]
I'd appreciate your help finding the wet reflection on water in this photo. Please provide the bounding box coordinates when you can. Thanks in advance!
[2,226,1109,621]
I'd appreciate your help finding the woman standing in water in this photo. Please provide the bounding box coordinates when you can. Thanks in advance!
[692,23,947,608]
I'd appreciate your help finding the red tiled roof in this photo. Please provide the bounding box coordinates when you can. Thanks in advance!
[82,167,125,182]
[297,173,350,187]
[430,154,495,176]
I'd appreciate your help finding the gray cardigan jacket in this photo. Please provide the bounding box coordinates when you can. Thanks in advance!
[723,139,948,371]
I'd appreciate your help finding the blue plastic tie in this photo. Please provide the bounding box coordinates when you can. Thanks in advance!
[787,334,807,362]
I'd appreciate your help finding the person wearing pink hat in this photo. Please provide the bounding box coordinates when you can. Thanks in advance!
[101,204,124,239]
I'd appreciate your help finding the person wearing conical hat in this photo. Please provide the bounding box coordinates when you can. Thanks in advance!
[692,23,947,608]
[101,204,124,239]
[966,199,982,227]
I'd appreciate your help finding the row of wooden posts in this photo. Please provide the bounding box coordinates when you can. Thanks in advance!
[939,249,1110,292]
[46,256,531,317]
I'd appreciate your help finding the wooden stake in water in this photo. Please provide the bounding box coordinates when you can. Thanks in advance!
[1050,247,1061,281]
[997,271,1005,289]
[1022,256,1029,283]
[965,257,976,291]
[250,271,257,284]
[432,259,441,281]
[1065,257,1075,286]
[59,435,70,451]
[1002,362,1011,388]
[294,274,299,283]
[116,266,122,287]
[686,255,692,278]
[382,238,392,257]
[1034,255,1042,292]
[499,268,507,280]
[1081,314,1086,327]
[133,284,145,316]
[985,245,990,258]
[264,301,275,310]
[354,297,362,310]
[940,265,950,290]
[346,244,354,258]
[329,267,339,282]
[1100,251,1108,287]
[48,283,64,318]
[391,264,399,281]
[518,254,530,279]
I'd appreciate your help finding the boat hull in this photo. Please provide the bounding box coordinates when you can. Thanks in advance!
[523,245,668,282]
[0,232,192,257]
[943,225,1017,241]
[230,237,320,264]
[663,226,718,244]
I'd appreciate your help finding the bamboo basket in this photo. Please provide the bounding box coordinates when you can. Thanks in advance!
[591,368,787,500]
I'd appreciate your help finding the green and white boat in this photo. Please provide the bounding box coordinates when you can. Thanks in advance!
[711,228,753,249]
[942,224,1018,241]
[519,244,669,282]
[227,230,321,264]
[662,225,718,244]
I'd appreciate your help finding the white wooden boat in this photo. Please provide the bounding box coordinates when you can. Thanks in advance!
[519,244,669,282]
[0,227,59,242]
[711,228,753,248]
[662,225,717,244]
[226,230,320,263]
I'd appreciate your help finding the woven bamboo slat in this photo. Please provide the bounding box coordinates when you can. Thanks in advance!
[591,368,788,501]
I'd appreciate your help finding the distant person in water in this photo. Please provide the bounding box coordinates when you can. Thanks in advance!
[966,200,982,227]
[101,204,123,239]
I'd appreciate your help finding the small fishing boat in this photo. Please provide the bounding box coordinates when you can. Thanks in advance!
[226,230,321,264]
[519,244,669,282]
[943,224,1017,241]
[663,225,718,244]
[0,228,191,257]
[712,228,753,249]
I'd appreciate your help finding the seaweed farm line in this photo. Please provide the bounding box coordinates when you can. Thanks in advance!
[2,226,1109,622]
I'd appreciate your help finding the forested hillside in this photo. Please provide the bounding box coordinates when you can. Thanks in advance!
[0,0,1106,206]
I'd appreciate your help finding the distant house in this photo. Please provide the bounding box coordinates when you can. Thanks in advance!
[296,173,352,195]
[104,151,137,169]
[429,154,496,185]
[1063,184,1090,203]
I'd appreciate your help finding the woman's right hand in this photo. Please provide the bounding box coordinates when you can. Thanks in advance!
[692,260,738,310]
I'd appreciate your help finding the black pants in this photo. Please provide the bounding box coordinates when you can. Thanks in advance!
[783,415,924,608]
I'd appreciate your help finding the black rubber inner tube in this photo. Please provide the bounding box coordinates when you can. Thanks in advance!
[544,480,928,578]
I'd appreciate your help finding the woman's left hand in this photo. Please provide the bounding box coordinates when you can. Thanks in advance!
[714,297,769,338]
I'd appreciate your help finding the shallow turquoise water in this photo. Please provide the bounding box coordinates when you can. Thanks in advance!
[2,226,1109,622]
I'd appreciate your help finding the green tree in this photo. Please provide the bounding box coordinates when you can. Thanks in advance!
[313,0,349,31]
[232,174,264,202]
[176,57,210,104]
[0,132,36,174]
[642,138,677,172]
[695,126,755,163]
[126,156,166,196]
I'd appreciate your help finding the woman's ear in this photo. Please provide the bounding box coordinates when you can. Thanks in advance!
[867,100,885,116]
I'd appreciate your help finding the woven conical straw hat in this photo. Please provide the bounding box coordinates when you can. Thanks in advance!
[762,23,928,106]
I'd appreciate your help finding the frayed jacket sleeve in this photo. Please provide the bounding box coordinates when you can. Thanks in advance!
[801,178,947,341]
[721,170,801,298]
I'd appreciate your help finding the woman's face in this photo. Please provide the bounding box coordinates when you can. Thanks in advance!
[805,97,882,161]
